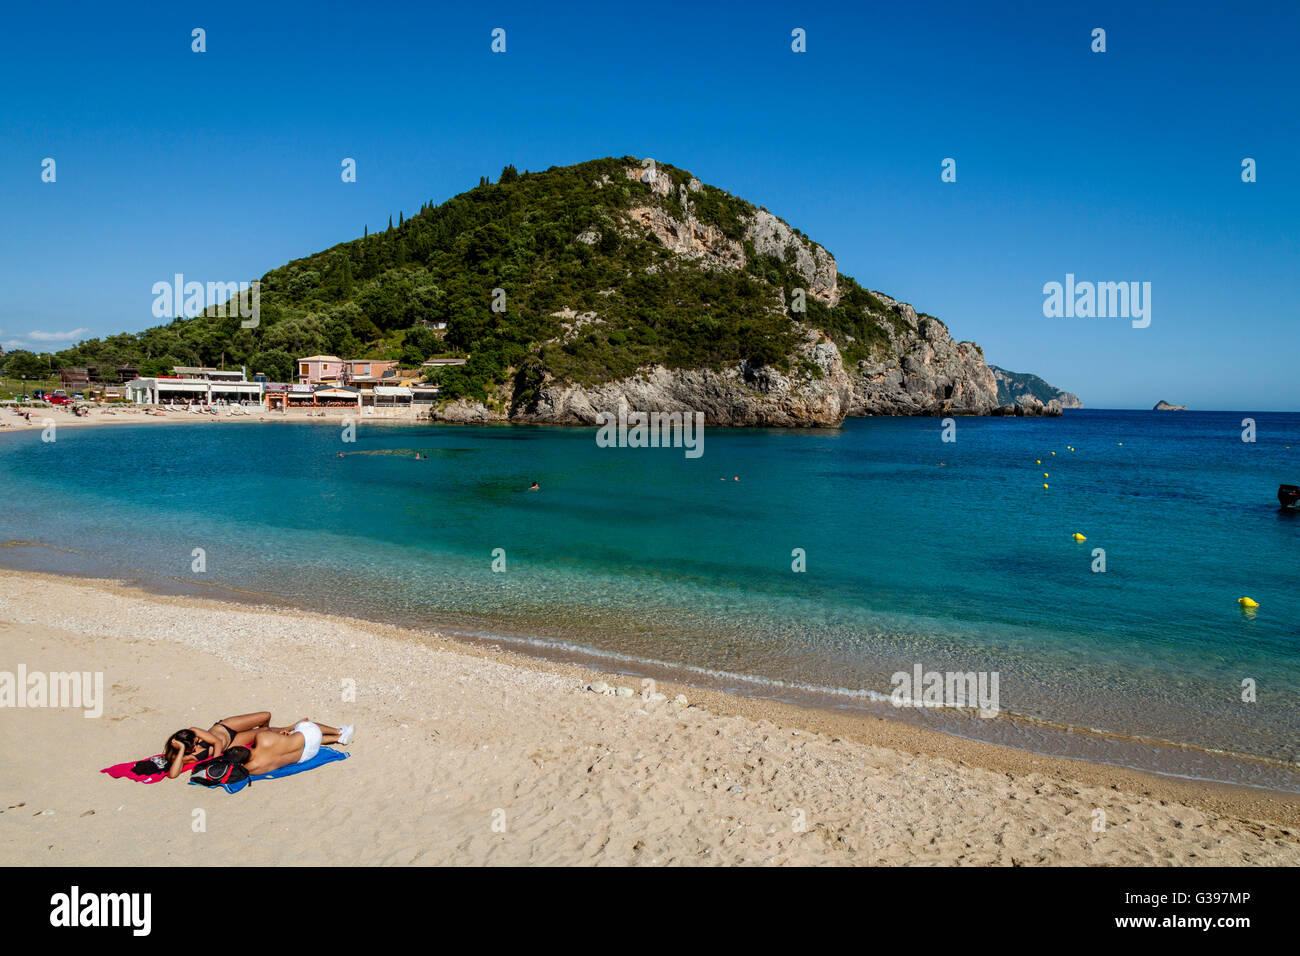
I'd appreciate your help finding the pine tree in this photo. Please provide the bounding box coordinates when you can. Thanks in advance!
[399,211,404,227]
[364,225,368,238]
[388,215,393,231]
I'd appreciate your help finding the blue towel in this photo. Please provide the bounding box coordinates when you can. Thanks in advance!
[189,746,349,794]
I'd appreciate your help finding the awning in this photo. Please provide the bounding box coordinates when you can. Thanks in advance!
[374,386,413,397]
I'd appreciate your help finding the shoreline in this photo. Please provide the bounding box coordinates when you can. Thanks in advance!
[2,566,1298,866]
[4,542,1295,799]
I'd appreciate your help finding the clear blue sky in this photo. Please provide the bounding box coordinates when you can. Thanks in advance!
[1,1,1296,409]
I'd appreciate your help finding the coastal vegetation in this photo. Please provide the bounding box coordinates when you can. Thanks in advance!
[2,157,914,404]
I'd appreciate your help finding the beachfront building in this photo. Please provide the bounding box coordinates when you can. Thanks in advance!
[297,355,343,384]
[173,366,248,383]
[284,384,316,408]
[126,367,264,406]
[314,385,362,408]
[296,356,399,386]
[373,385,413,409]
[411,385,440,406]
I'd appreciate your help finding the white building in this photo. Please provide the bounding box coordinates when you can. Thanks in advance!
[126,368,264,406]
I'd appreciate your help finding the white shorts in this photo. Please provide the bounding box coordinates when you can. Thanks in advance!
[293,721,322,763]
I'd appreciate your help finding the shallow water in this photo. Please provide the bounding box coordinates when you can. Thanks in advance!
[2,410,1297,790]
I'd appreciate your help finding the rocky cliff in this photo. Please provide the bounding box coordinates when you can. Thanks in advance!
[991,366,1083,410]
[431,160,1050,425]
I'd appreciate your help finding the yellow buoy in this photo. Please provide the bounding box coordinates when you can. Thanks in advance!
[1036,459,1041,464]
[1051,451,1056,455]
[1043,483,1049,489]
[1072,533,1086,542]
[1044,473,1049,477]
[1238,597,1259,608]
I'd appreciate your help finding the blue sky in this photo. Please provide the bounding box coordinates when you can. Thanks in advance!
[1,0,1296,409]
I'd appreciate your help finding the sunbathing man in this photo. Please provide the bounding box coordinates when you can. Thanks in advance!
[235,719,353,774]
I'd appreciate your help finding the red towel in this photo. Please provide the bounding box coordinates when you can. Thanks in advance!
[101,755,168,784]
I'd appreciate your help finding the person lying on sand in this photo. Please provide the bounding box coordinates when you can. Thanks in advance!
[227,719,353,775]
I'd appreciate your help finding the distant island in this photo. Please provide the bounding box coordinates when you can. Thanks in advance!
[4,157,1078,426]
[1153,400,1187,411]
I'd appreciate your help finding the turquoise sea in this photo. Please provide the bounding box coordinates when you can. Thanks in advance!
[2,410,1297,790]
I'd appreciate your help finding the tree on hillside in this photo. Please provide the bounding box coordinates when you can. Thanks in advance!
[250,349,295,382]
[1,350,48,378]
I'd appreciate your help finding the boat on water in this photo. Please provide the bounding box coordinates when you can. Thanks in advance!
[1279,484,1300,509]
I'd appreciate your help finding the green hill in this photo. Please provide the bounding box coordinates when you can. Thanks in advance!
[10,157,910,409]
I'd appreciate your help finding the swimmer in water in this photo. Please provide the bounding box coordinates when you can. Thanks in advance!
[528,481,539,491]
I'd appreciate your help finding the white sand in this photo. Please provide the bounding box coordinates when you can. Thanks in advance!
[1,570,1297,865]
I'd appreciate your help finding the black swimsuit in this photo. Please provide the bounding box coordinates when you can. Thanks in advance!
[190,722,238,762]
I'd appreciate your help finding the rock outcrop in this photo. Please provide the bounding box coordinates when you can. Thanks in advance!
[848,295,1001,416]
[744,210,839,306]
[1153,400,1187,411]
[501,329,852,427]
[990,366,1082,410]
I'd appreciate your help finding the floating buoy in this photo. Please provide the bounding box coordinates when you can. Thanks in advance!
[1036,459,1041,464]
[1117,442,1123,446]
[1051,451,1056,455]
[1043,483,1049,489]
[1072,533,1086,542]
[1044,473,1049,477]
[1238,597,1259,608]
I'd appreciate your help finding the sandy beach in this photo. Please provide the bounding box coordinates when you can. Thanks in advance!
[0,403,421,434]
[1,568,1296,866]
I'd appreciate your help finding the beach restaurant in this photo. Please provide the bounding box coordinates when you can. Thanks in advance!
[314,385,362,408]
[126,372,264,406]
[372,385,412,408]
[277,384,361,408]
